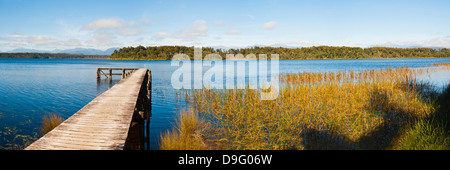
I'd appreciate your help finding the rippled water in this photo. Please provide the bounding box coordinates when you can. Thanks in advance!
[1,58,450,150]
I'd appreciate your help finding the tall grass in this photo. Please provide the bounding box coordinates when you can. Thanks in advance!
[280,66,436,84]
[161,65,450,150]
[433,62,450,67]
[159,109,211,150]
[390,119,449,150]
[39,113,64,136]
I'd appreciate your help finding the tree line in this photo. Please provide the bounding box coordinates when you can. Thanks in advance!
[111,45,450,60]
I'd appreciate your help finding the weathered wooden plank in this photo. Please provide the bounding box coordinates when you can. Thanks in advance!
[25,68,149,150]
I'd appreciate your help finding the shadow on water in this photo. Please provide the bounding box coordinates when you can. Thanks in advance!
[125,111,151,150]
[300,82,450,150]
[96,78,120,91]
[435,84,450,132]
[123,70,152,150]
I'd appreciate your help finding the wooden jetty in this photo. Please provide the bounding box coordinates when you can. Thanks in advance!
[97,68,140,80]
[26,68,152,150]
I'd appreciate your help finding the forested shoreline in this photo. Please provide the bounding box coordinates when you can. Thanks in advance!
[2,46,450,60]
[0,53,110,59]
[111,45,450,60]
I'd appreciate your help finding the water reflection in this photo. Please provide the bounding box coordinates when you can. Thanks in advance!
[96,78,119,90]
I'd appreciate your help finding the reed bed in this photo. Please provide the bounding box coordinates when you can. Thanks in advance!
[280,66,436,84]
[161,64,450,150]
[433,62,450,67]
[159,109,211,150]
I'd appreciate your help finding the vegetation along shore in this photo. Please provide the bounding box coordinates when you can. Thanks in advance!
[3,46,450,60]
[111,46,450,60]
[161,63,450,150]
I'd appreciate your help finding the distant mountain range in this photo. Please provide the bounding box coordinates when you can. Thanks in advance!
[3,47,119,55]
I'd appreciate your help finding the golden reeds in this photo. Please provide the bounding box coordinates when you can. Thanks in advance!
[161,63,450,150]
[433,62,450,67]
[280,66,441,84]
[159,109,211,150]
[39,113,64,136]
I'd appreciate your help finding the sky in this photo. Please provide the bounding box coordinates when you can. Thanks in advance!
[0,0,449,51]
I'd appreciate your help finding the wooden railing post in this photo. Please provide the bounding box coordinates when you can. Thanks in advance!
[146,69,151,150]
[97,68,100,79]
[96,68,141,80]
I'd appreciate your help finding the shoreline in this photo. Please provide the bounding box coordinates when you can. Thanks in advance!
[2,57,449,60]
[2,53,450,61]
[111,57,450,61]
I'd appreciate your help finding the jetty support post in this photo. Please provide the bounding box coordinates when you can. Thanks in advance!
[96,68,100,79]
[145,69,152,149]
[125,69,151,150]
[109,68,112,81]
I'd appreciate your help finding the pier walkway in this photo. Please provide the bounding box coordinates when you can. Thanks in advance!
[25,68,151,150]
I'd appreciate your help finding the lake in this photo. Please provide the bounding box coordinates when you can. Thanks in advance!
[1,58,450,150]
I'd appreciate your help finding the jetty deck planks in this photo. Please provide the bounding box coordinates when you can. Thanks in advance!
[25,68,149,150]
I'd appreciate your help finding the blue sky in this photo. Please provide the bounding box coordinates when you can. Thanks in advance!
[0,0,449,51]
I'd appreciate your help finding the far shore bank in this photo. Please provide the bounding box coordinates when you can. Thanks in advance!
[110,56,450,61]
[3,55,450,61]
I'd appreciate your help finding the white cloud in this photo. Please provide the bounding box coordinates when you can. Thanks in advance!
[29,35,81,46]
[263,21,278,30]
[368,35,450,48]
[247,15,255,20]
[13,31,24,35]
[227,29,241,35]
[154,32,172,40]
[86,32,116,46]
[172,20,208,41]
[27,35,64,45]
[117,28,144,36]
[82,16,150,37]
[285,40,316,47]
[406,36,450,47]
[0,34,82,50]
[129,21,137,27]
[154,20,208,41]
[214,20,224,25]
[82,18,126,30]
[139,15,151,26]
[130,14,151,27]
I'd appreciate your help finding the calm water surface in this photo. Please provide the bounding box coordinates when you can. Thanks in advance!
[1,58,450,149]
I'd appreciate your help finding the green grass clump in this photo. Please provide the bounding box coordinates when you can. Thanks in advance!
[391,119,449,150]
